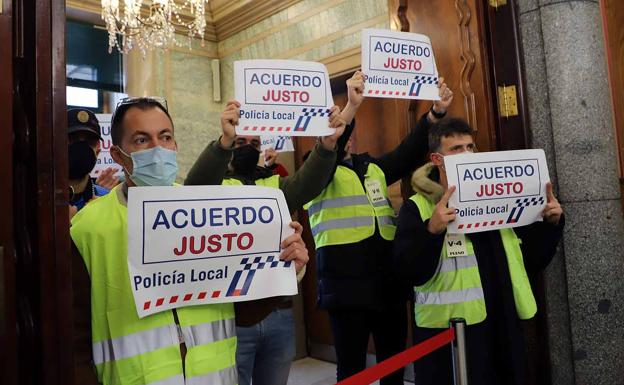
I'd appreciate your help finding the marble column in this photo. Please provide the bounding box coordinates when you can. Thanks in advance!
[517,0,624,384]
[123,50,159,97]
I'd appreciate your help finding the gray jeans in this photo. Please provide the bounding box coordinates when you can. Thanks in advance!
[235,307,296,385]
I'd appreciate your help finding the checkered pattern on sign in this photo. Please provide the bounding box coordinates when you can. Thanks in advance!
[413,75,439,85]
[506,196,546,224]
[514,197,545,207]
[301,108,332,117]
[241,255,292,270]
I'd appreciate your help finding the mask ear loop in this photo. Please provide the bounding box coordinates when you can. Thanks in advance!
[433,152,446,172]
[113,145,137,181]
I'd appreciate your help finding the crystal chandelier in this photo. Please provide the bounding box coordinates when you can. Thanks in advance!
[101,0,207,55]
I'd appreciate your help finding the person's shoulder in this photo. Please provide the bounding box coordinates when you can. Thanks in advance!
[402,195,420,211]
[71,187,119,229]
[94,184,110,196]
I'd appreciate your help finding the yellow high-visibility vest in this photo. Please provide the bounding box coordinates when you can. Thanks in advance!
[305,163,396,248]
[71,186,237,385]
[410,193,537,328]
[221,175,280,188]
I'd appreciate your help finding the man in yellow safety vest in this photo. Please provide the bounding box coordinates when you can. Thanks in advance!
[71,97,310,385]
[305,72,454,385]
[393,118,564,385]
[185,99,346,385]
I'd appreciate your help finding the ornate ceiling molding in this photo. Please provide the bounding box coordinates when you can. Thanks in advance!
[66,0,302,42]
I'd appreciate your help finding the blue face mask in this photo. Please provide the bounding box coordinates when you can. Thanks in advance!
[119,146,178,186]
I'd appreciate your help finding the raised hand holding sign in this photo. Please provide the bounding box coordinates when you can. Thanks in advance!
[427,186,457,235]
[234,59,335,137]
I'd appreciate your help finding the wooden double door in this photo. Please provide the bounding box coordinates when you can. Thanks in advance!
[296,0,549,384]
[1,0,72,384]
[0,0,549,384]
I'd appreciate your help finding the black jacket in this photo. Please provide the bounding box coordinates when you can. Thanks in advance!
[315,112,433,311]
[185,139,338,326]
[393,163,564,385]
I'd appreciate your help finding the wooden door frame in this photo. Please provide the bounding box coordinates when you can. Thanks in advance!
[12,0,72,383]
[484,1,551,383]
[483,0,530,150]
[0,0,17,382]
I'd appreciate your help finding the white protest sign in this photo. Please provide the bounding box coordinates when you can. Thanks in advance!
[127,185,297,318]
[444,149,550,234]
[260,136,295,153]
[235,59,334,137]
[361,29,440,100]
[90,114,123,178]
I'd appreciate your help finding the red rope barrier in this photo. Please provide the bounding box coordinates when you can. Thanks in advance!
[335,328,456,385]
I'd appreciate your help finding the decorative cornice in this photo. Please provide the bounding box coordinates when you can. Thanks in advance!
[210,0,301,40]
[320,47,361,77]
[66,0,302,42]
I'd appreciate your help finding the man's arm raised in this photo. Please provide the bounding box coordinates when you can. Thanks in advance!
[185,100,240,185]
[339,71,365,125]
[375,77,454,185]
[279,106,343,211]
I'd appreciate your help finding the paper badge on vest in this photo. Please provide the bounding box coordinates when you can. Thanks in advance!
[235,59,335,137]
[445,233,468,258]
[364,179,385,204]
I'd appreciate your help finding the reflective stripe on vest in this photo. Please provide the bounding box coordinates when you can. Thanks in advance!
[149,375,185,385]
[409,193,536,328]
[438,253,478,273]
[415,287,484,305]
[311,216,375,236]
[92,324,178,365]
[305,163,396,248]
[70,186,237,385]
[186,366,238,385]
[307,195,369,216]
[180,318,236,348]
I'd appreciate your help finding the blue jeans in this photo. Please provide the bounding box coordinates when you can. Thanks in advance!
[235,308,296,385]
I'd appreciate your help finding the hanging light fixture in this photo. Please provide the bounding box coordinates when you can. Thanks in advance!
[101,0,207,55]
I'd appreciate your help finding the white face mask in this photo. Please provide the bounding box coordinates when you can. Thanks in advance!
[117,145,178,186]
[434,147,476,171]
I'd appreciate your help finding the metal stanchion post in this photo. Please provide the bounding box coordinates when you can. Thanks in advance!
[450,318,468,385]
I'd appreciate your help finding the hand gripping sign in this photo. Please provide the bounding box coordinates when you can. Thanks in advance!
[235,59,335,137]
[127,185,297,318]
[361,29,440,100]
[90,114,123,178]
[444,149,550,234]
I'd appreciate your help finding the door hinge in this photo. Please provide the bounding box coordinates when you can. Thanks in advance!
[497,85,519,118]
[489,0,507,8]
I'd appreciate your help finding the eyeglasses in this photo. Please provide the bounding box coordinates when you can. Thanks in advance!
[111,96,169,124]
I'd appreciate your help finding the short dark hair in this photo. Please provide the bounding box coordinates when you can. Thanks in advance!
[111,98,174,146]
[428,118,474,152]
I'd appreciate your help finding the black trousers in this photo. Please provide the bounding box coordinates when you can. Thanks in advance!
[328,302,407,385]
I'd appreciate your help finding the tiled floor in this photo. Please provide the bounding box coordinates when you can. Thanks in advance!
[287,357,340,385]
[287,357,415,385]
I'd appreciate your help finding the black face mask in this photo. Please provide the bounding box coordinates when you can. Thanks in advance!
[68,141,97,180]
[231,144,260,175]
